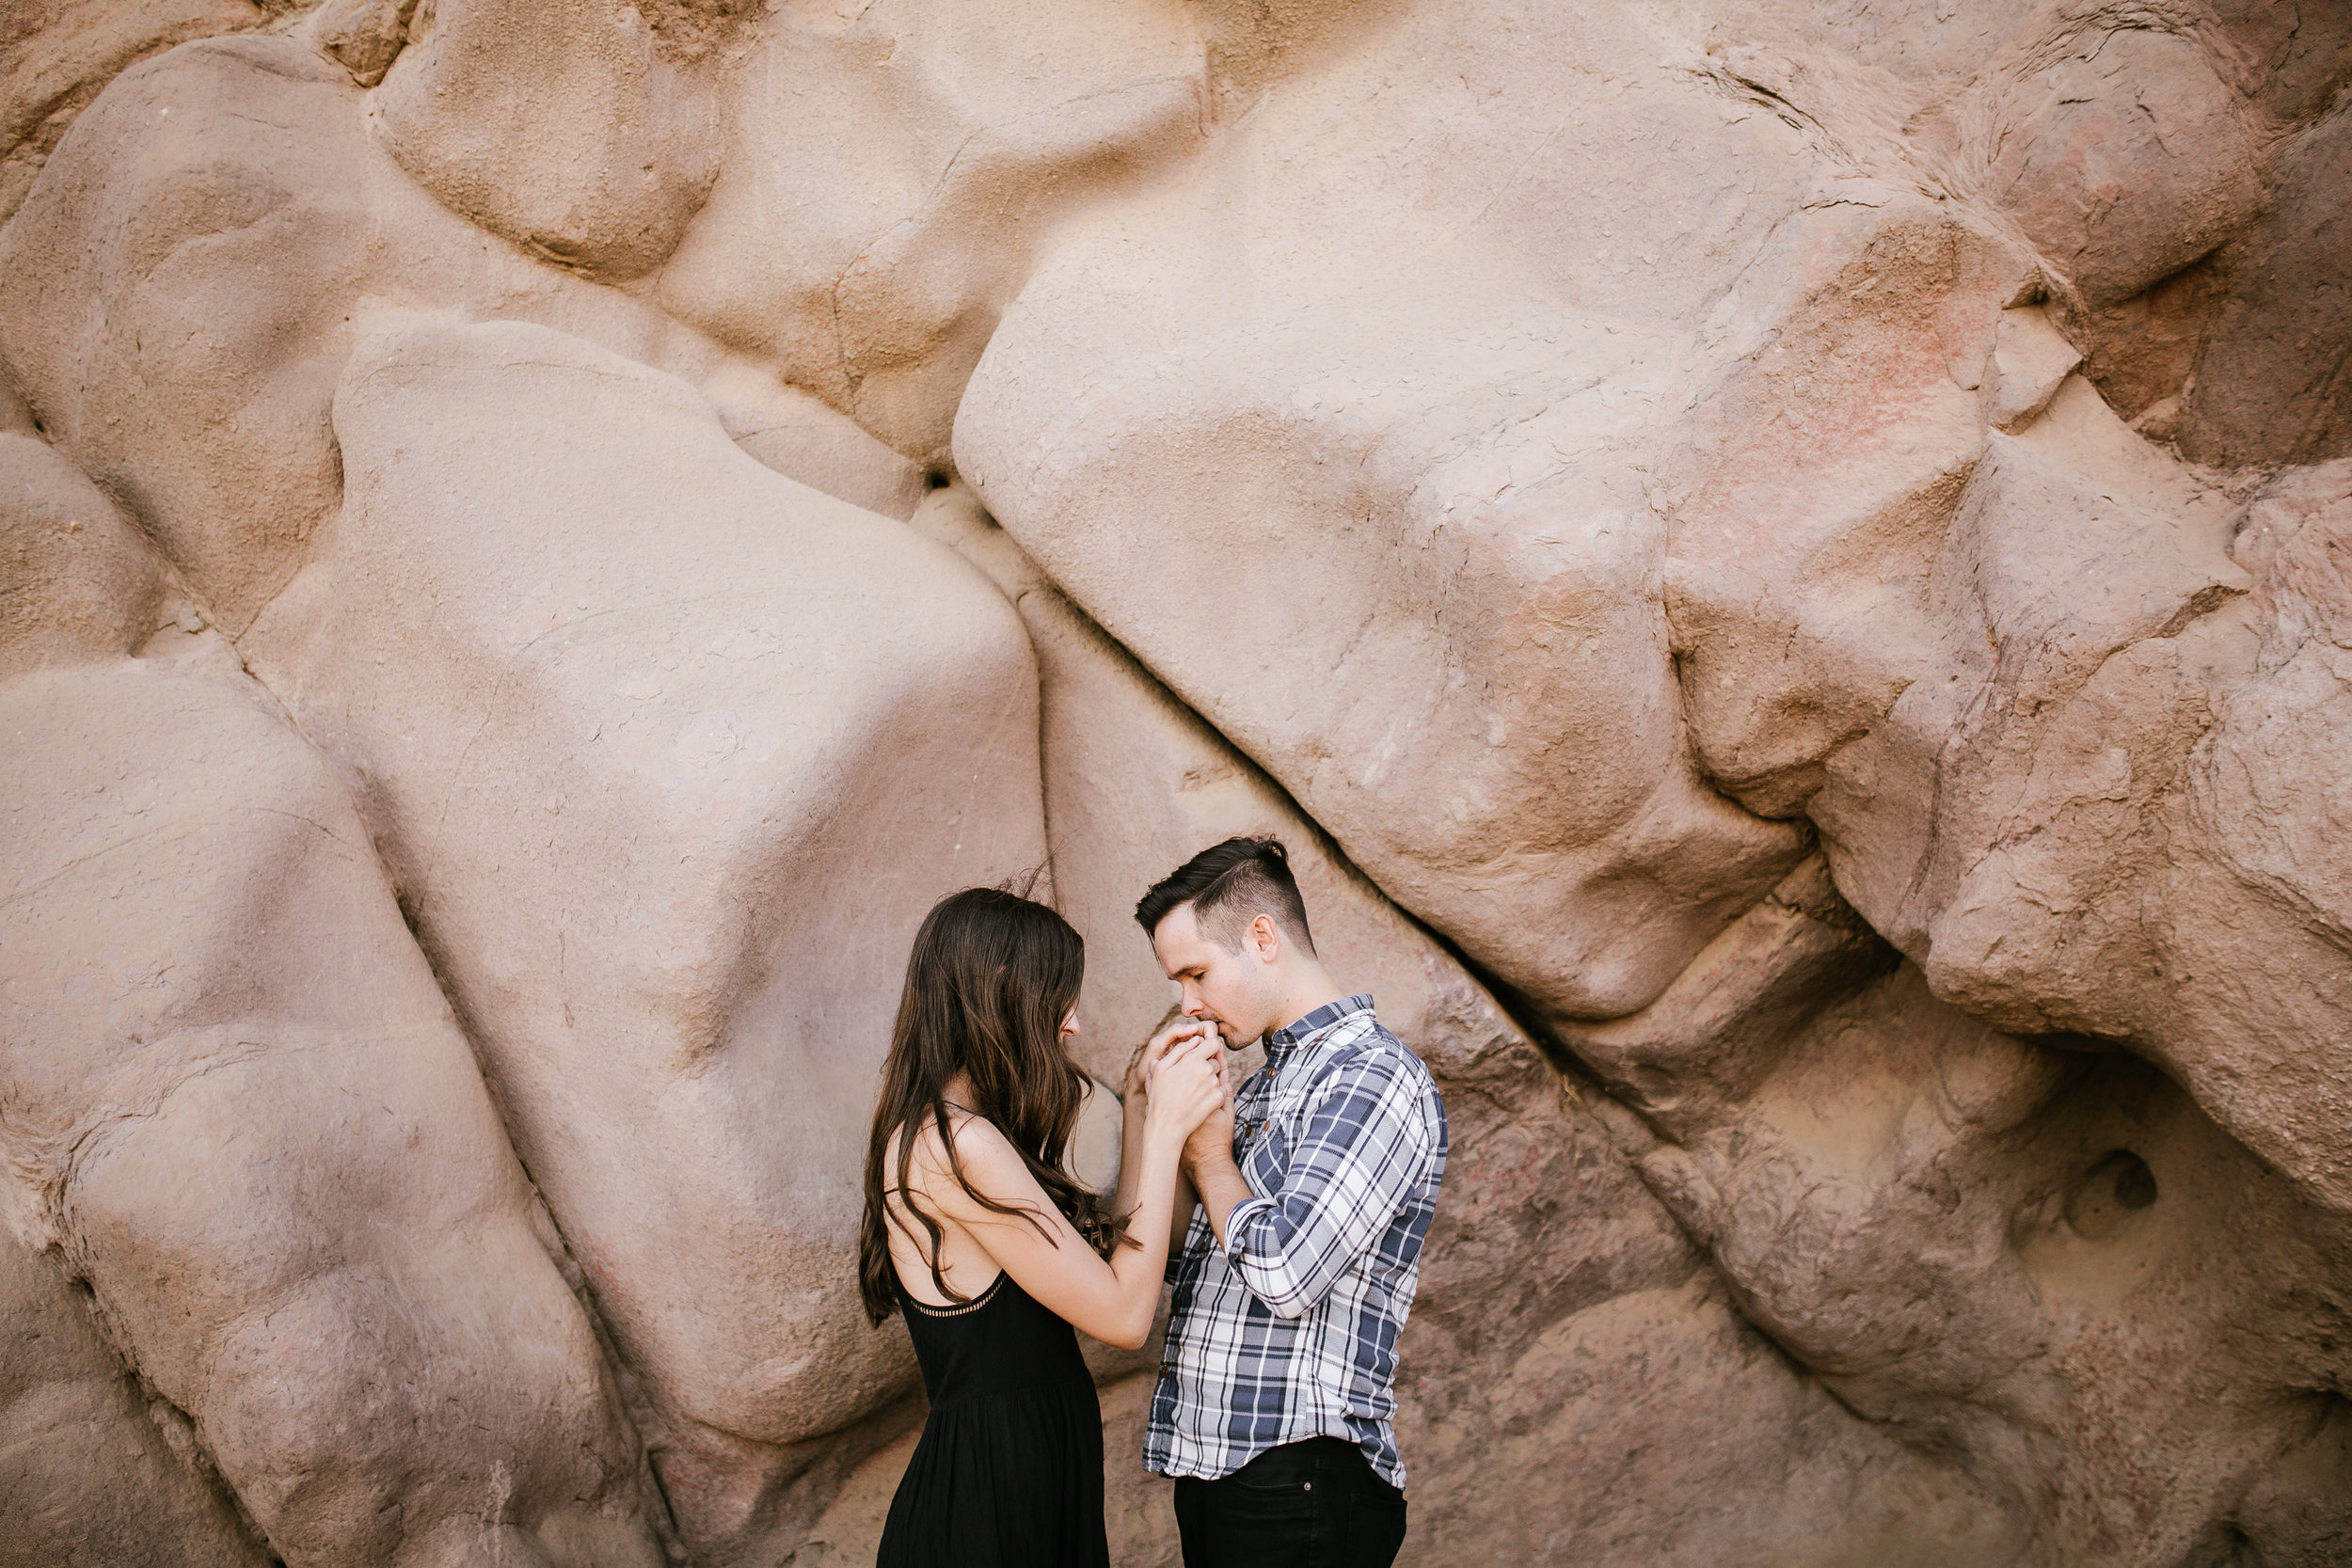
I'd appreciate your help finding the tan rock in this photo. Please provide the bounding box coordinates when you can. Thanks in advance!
[1663,200,2024,822]
[902,482,1540,1087]
[704,361,931,523]
[947,4,2352,1555]
[655,0,1208,462]
[907,484,2015,1564]
[241,318,1048,1563]
[0,1235,272,1568]
[1804,389,2352,1215]
[0,24,980,631]
[2178,107,2352,467]
[0,549,663,1568]
[1976,28,2264,310]
[7,0,2352,1559]
[370,0,724,279]
[300,0,416,88]
[1980,305,2082,435]
[0,32,732,633]
[1615,940,2352,1563]
[0,0,278,225]
[1567,858,2352,1563]
[955,13,1808,1022]
[0,435,166,678]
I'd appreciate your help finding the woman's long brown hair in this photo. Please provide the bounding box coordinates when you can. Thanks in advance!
[858,887,1131,1324]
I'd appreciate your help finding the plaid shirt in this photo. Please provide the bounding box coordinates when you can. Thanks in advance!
[1145,995,1447,1489]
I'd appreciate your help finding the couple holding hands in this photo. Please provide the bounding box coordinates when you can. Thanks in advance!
[858,836,1451,1567]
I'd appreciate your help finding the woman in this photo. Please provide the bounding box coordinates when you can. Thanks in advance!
[859,886,1226,1568]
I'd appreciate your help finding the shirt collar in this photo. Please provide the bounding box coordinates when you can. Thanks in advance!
[1263,993,1375,1066]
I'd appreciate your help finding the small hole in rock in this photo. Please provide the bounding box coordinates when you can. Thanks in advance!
[2112,1153,2157,1211]
[2065,1149,2157,1241]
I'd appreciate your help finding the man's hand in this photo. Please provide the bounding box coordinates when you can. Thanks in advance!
[1181,1083,1258,1250]
[1120,1016,1227,1251]
[1180,1092,1234,1180]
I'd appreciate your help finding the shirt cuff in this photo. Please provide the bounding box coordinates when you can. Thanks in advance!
[1221,1196,1276,1259]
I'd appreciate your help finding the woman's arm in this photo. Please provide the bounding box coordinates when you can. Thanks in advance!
[914,1039,1223,1349]
[1115,1058,1151,1224]
[1117,1021,1218,1254]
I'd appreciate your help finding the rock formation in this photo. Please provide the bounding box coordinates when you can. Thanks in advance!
[2,1,2347,1563]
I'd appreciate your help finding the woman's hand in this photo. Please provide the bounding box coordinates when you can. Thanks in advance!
[1126,1016,1218,1104]
[1142,1035,1225,1147]
[1116,1019,1220,1267]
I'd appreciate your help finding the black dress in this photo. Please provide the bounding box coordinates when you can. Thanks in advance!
[877,1270,1110,1568]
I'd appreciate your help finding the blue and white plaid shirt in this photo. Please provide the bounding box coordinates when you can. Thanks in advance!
[1145,994,1448,1489]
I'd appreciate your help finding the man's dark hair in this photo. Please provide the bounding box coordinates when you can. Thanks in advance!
[1135,836,1315,957]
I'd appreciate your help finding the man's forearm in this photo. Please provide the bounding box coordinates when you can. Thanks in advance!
[1169,1164,1200,1251]
[1187,1150,1256,1251]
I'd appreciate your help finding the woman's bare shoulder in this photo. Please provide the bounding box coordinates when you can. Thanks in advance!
[896,1111,1048,1220]
[894,1108,1022,1186]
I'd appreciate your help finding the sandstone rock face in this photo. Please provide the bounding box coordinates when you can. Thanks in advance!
[241,317,1049,1563]
[4,0,2351,1563]
[1,438,662,1564]
[0,1235,270,1568]
[0,0,283,226]
[652,0,1207,465]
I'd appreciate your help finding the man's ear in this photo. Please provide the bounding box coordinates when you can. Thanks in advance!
[1249,912,1281,962]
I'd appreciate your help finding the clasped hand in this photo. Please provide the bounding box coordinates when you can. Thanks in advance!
[1129,1017,1232,1156]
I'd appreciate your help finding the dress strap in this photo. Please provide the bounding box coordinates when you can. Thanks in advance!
[900,1269,1008,1318]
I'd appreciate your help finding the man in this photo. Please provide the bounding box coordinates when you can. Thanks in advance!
[1131,836,1449,1568]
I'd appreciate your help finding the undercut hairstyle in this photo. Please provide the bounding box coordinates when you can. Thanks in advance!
[1135,836,1316,958]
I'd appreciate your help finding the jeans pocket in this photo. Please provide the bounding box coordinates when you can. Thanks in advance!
[1230,1469,1321,1504]
[1202,1473,1320,1567]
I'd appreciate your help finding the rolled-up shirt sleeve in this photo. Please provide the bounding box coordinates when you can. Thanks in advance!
[1222,1052,1432,1319]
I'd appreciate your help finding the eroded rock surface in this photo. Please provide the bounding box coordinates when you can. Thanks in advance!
[0,439,663,1566]
[0,1235,270,1568]
[4,0,2351,1562]
[242,317,1048,1562]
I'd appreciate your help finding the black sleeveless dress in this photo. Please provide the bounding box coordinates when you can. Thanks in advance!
[877,1270,1110,1568]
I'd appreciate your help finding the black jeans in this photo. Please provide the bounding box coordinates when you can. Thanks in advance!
[1173,1437,1408,1568]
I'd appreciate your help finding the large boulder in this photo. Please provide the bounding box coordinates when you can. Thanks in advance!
[904,486,2011,1564]
[952,0,2352,1558]
[368,0,724,280]
[0,657,666,1568]
[0,433,166,675]
[2176,105,2352,467]
[956,0,1988,1023]
[0,33,718,632]
[1572,879,2352,1565]
[1755,386,2352,1216]
[0,429,661,1565]
[654,0,1209,463]
[0,0,273,225]
[0,29,895,633]
[241,318,1050,1563]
